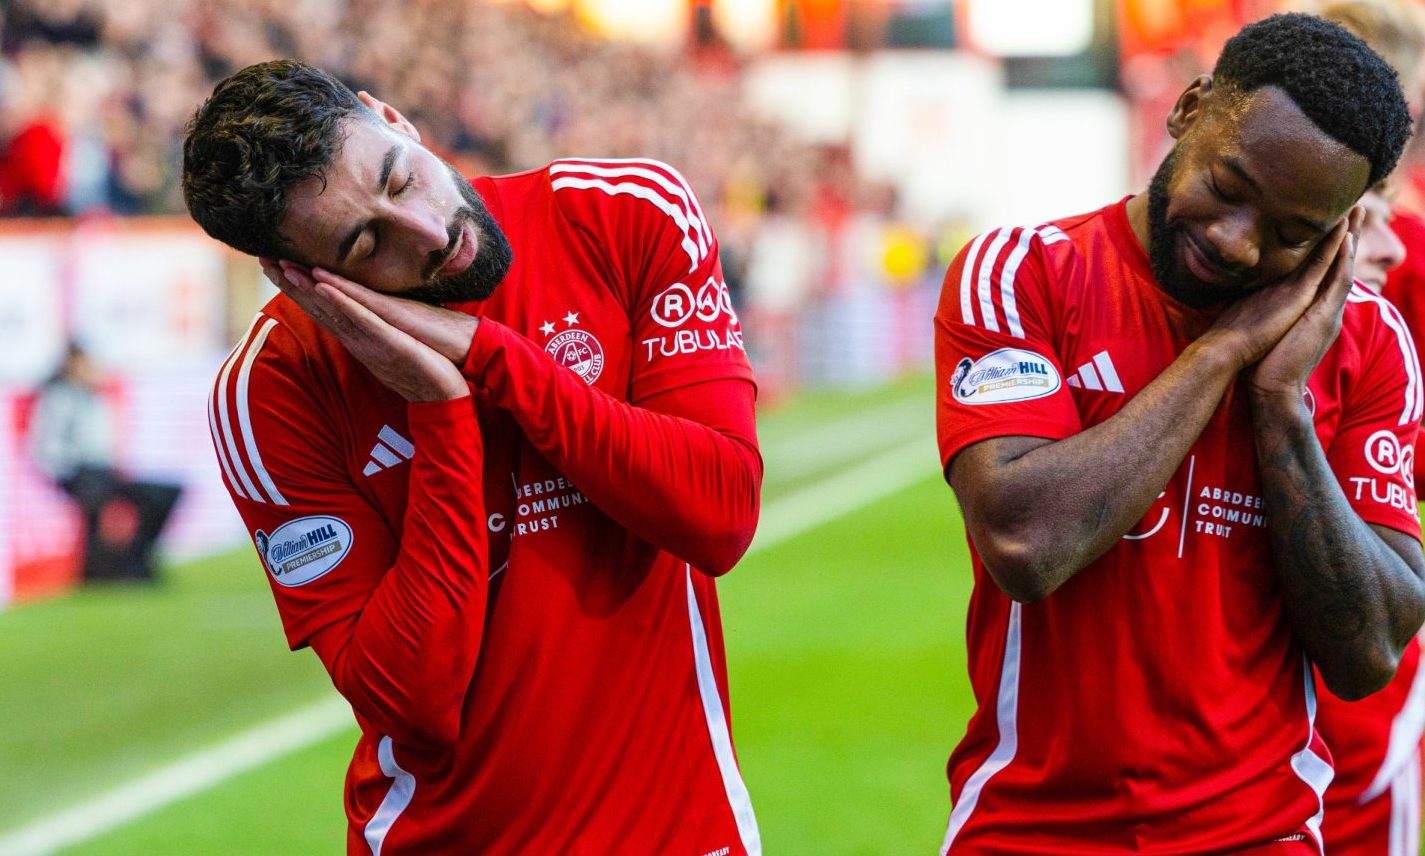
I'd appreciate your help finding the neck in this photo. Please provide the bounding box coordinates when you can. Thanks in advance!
[1125,192,1150,251]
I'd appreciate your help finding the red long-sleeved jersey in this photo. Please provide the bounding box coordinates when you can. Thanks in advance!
[935,200,1422,854]
[208,159,762,855]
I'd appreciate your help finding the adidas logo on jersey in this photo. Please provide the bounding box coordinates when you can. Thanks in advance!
[363,426,415,477]
[1065,350,1124,393]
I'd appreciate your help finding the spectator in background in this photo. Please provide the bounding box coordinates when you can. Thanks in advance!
[0,0,938,391]
[743,191,820,399]
[27,344,181,582]
[0,46,69,216]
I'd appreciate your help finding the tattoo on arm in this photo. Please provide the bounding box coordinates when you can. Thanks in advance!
[1267,427,1371,645]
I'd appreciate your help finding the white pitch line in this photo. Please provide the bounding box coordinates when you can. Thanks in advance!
[0,697,354,856]
[760,396,928,482]
[751,435,936,555]
[0,434,938,855]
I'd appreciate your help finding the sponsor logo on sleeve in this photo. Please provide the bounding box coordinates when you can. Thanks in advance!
[255,515,353,587]
[950,347,1061,405]
[1348,430,1418,516]
[1366,430,1405,476]
[642,276,745,361]
[651,277,738,328]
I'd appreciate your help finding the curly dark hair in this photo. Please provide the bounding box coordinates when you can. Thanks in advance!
[182,60,367,259]
[1213,13,1411,188]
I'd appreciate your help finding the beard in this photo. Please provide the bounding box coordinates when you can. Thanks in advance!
[1145,147,1255,308]
[398,159,513,305]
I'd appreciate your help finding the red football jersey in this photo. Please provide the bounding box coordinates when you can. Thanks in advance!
[1317,637,1425,856]
[1382,209,1425,486]
[934,198,1423,855]
[1319,206,1425,856]
[209,159,761,855]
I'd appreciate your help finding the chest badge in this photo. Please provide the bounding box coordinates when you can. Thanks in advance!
[540,310,604,385]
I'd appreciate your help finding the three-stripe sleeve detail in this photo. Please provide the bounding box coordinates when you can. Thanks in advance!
[550,158,711,274]
[209,314,289,505]
[959,225,1061,339]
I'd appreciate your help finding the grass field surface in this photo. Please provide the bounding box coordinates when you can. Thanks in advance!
[0,374,979,855]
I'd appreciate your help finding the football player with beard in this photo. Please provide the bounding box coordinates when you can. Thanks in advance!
[934,14,1422,854]
[185,60,760,855]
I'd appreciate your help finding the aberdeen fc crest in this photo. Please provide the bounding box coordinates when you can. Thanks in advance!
[540,310,604,384]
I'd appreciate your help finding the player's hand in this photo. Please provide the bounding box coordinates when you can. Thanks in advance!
[307,267,479,366]
[261,259,469,403]
[1199,216,1351,371]
[1246,207,1361,403]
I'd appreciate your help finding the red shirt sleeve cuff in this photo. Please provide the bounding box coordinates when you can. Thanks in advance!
[461,317,504,379]
[407,395,476,427]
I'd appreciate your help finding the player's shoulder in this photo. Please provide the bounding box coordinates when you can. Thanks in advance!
[1343,283,1420,365]
[952,218,1077,293]
[545,156,701,204]
[1344,283,1412,336]
[1335,284,1425,428]
[545,157,708,230]
[535,156,714,275]
[210,296,353,503]
[211,296,326,397]
[957,205,1104,270]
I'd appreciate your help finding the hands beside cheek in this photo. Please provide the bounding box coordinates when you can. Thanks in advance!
[1195,210,1359,387]
[1246,216,1360,402]
[307,267,479,366]
[261,258,469,403]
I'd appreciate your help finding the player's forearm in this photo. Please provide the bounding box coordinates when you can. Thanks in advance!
[1252,393,1425,700]
[958,340,1239,601]
[464,320,761,574]
[314,399,489,747]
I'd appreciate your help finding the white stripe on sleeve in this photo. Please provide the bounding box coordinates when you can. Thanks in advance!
[958,231,992,328]
[552,159,710,254]
[1349,288,1422,426]
[215,318,266,501]
[550,174,705,272]
[1038,225,1068,244]
[976,229,1014,333]
[998,228,1036,339]
[234,318,288,506]
[558,157,711,246]
[208,373,248,501]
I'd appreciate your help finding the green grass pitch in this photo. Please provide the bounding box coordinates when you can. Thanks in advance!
[1,375,980,855]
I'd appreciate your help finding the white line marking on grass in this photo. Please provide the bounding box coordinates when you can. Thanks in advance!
[0,696,353,856]
[750,435,936,555]
[761,396,927,482]
[0,431,938,855]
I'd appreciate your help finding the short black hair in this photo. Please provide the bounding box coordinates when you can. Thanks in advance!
[1213,12,1411,188]
[182,60,369,259]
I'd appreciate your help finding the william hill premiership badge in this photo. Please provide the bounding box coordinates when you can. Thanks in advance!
[951,347,1061,405]
[255,515,353,587]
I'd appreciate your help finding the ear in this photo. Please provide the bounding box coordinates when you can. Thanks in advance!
[1167,75,1214,140]
[357,90,421,143]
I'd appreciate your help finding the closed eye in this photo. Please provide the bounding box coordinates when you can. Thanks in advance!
[394,171,416,197]
[1207,174,1239,204]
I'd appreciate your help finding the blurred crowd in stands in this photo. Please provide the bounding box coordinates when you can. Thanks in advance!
[0,0,945,392]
